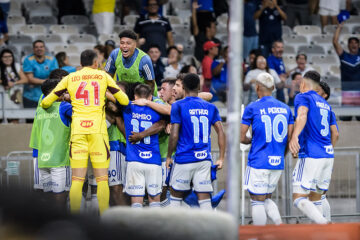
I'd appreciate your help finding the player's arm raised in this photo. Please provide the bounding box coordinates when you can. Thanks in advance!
[129,120,166,144]
[106,73,129,106]
[289,106,308,156]
[40,75,68,108]
[166,123,180,168]
[213,121,225,169]
[132,99,171,115]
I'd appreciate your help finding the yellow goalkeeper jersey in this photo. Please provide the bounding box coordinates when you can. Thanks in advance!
[41,67,129,135]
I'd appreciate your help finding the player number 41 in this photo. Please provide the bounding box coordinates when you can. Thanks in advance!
[75,81,100,105]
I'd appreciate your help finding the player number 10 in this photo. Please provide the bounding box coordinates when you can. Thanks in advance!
[261,114,288,143]
[75,81,100,105]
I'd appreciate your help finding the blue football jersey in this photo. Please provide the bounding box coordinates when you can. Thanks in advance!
[123,104,162,165]
[295,90,334,159]
[242,96,294,170]
[170,96,221,164]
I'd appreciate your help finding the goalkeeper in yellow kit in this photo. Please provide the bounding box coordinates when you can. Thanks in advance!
[41,50,129,214]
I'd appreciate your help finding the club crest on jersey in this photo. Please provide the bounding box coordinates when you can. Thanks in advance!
[324,145,334,154]
[139,151,152,159]
[41,153,50,162]
[80,120,93,128]
[194,150,208,159]
[268,156,281,166]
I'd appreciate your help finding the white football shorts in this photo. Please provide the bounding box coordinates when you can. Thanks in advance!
[244,166,282,195]
[108,151,127,187]
[125,161,162,197]
[292,157,334,194]
[33,157,43,190]
[40,166,71,193]
[170,160,213,193]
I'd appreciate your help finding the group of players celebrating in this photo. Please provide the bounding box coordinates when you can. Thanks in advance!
[30,29,338,225]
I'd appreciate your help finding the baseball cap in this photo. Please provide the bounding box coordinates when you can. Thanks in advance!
[337,10,350,24]
[256,72,274,88]
[105,40,116,47]
[203,41,219,51]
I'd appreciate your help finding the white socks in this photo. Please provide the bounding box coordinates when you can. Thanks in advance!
[321,195,331,222]
[251,200,267,225]
[169,195,182,207]
[131,203,143,208]
[160,198,170,208]
[294,197,327,224]
[149,202,161,208]
[198,199,212,210]
[90,193,99,212]
[312,200,324,218]
[264,199,282,225]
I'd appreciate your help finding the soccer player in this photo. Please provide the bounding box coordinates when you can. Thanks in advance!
[105,29,157,95]
[241,72,294,225]
[122,84,165,208]
[31,79,72,208]
[166,73,226,210]
[41,50,129,214]
[289,71,335,224]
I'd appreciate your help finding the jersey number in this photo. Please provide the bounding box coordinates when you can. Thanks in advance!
[75,81,100,105]
[191,116,209,143]
[261,114,288,143]
[320,109,329,136]
[131,119,152,144]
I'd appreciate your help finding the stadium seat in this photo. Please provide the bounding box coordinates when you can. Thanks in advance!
[9,35,33,54]
[311,55,339,66]
[297,45,325,56]
[322,75,341,89]
[36,34,65,51]
[52,45,79,56]
[7,16,26,33]
[353,25,360,34]
[49,25,79,42]
[283,35,308,52]
[8,8,22,17]
[282,25,292,37]
[174,34,187,45]
[98,34,120,45]
[283,45,296,56]
[339,34,360,45]
[172,25,191,38]
[76,44,97,52]
[81,25,98,36]
[310,64,325,75]
[26,4,55,18]
[61,15,90,32]
[167,15,182,25]
[283,55,296,68]
[67,34,96,45]
[323,24,350,35]
[68,55,80,67]
[293,25,321,42]
[217,14,228,27]
[182,45,194,55]
[311,34,334,53]
[113,24,132,34]
[29,16,58,29]
[123,15,138,26]
[329,65,340,77]
[176,10,192,25]
[19,24,47,41]
[170,0,191,10]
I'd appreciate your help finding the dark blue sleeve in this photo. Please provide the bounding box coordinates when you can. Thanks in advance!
[211,105,222,125]
[241,105,253,126]
[267,56,276,70]
[288,106,294,125]
[59,101,73,127]
[170,102,181,124]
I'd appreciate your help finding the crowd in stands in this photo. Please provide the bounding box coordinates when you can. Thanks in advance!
[1,0,360,122]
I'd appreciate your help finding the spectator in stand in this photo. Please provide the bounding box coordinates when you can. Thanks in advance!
[244,54,281,103]
[55,52,76,73]
[254,0,287,57]
[92,0,115,35]
[163,46,182,79]
[333,22,360,119]
[22,40,59,108]
[288,72,302,106]
[147,44,165,86]
[202,41,219,92]
[319,0,340,32]
[211,46,228,103]
[192,1,221,62]
[104,40,116,60]
[284,0,311,28]
[245,48,262,75]
[134,0,174,57]
[243,0,258,60]
[288,53,313,77]
[180,64,205,90]
[0,6,8,44]
[140,0,168,16]
[267,40,287,102]
[192,0,215,32]
[94,44,107,70]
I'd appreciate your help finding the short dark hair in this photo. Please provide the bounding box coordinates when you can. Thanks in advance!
[180,64,197,74]
[119,30,137,41]
[41,79,60,96]
[146,0,159,6]
[55,52,67,68]
[166,46,179,56]
[304,70,321,83]
[80,49,97,67]
[296,53,307,61]
[319,81,331,100]
[291,72,302,80]
[148,43,161,52]
[183,73,200,92]
[161,78,176,86]
[33,40,45,48]
[134,84,152,98]
[49,69,69,80]
[127,82,141,101]
[249,48,262,56]
[176,73,186,81]
[272,40,283,48]
[348,37,359,45]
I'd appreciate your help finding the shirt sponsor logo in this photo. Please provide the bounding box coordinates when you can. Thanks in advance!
[199,180,211,185]
[324,145,334,154]
[268,156,281,166]
[139,151,152,159]
[176,179,189,184]
[148,184,159,188]
[194,150,208,160]
[80,120,93,128]
[127,185,143,190]
[40,153,50,162]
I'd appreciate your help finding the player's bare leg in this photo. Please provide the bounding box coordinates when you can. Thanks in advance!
[149,194,161,208]
[70,167,87,214]
[110,185,130,206]
[93,168,110,215]
[250,194,267,225]
[169,188,183,207]
[197,192,212,210]
[131,196,144,208]
[160,186,170,207]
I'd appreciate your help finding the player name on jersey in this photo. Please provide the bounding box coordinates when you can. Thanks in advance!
[260,107,288,114]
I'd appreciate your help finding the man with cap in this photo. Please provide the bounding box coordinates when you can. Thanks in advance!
[105,29,157,95]
[202,41,219,92]
[241,72,294,225]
